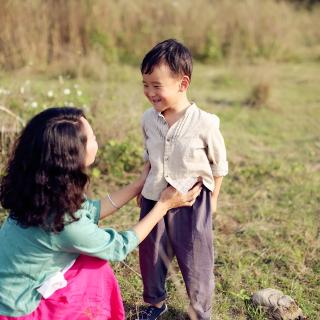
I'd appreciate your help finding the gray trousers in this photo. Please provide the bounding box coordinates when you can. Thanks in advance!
[139,188,214,320]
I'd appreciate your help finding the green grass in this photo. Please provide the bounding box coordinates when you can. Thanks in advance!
[0,61,319,319]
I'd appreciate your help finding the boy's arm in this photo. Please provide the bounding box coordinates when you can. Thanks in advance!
[211,176,223,213]
[136,115,149,207]
[142,114,149,162]
[207,115,228,213]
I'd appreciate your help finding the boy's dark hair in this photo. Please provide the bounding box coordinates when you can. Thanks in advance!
[0,107,89,232]
[141,39,193,79]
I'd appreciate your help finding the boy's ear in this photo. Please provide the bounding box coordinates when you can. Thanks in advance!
[179,75,190,92]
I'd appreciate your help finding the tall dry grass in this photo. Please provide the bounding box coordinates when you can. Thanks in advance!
[0,0,319,70]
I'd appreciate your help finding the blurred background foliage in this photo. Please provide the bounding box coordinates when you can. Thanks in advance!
[1,0,319,204]
[0,1,320,318]
[0,0,320,70]
[0,0,319,191]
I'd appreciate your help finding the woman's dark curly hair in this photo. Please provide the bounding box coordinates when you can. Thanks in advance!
[0,107,90,232]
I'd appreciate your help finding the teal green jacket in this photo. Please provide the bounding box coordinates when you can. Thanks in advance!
[0,199,139,316]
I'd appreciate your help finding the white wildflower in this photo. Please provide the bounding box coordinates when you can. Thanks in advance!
[47,90,54,98]
[0,88,10,95]
[31,101,38,108]
[63,88,71,95]
[20,87,25,94]
[76,90,82,96]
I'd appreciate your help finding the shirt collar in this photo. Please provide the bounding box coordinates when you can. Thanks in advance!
[156,102,197,118]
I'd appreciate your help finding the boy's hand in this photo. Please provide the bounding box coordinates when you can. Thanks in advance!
[136,162,150,207]
[136,193,142,208]
[211,197,218,214]
[140,161,151,183]
[212,176,223,214]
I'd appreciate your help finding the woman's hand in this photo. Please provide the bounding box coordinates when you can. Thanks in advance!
[159,181,203,211]
[132,180,203,243]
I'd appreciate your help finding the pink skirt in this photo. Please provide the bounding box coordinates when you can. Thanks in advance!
[0,255,125,320]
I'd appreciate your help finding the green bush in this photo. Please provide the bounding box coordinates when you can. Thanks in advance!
[95,138,144,182]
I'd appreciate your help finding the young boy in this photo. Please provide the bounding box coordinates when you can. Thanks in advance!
[137,39,228,320]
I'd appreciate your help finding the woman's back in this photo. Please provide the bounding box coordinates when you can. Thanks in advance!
[0,217,78,315]
[0,196,140,316]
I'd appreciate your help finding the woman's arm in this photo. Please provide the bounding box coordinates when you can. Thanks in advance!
[60,183,202,262]
[99,162,150,219]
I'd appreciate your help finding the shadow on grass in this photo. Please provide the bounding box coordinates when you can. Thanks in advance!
[124,303,189,320]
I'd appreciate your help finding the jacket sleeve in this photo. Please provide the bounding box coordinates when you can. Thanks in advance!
[56,205,139,261]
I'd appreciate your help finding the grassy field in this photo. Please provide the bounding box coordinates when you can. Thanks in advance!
[0,61,319,319]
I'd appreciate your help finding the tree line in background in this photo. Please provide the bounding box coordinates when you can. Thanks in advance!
[288,0,320,6]
[0,0,319,70]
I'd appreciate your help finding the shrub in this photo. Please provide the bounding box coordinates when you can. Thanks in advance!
[95,138,144,183]
[246,83,271,108]
[1,0,320,69]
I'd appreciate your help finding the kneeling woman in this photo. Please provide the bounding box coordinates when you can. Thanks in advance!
[0,107,201,320]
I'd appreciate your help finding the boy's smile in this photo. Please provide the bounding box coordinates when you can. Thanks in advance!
[142,63,188,115]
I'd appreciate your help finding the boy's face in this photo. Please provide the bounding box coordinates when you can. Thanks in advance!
[142,63,184,113]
